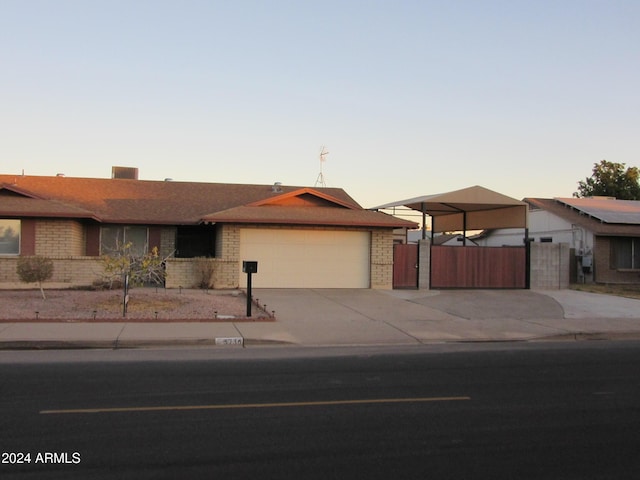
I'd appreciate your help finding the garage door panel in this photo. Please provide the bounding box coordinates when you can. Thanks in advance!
[239,229,370,288]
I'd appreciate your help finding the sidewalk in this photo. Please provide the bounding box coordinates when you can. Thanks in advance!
[0,289,639,349]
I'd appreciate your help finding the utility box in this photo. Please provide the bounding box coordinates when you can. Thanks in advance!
[243,261,258,274]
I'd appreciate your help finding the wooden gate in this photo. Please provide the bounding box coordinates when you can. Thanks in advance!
[431,246,526,289]
[393,243,418,289]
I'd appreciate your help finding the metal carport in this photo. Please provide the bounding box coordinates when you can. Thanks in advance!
[374,186,530,289]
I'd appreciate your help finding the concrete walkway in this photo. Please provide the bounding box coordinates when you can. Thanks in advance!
[0,289,639,349]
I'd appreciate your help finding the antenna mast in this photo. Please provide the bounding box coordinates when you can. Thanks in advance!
[315,146,328,187]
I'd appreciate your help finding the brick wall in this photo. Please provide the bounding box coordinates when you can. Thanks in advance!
[165,257,225,289]
[35,220,85,256]
[371,228,392,289]
[0,257,19,283]
[0,256,104,287]
[594,236,640,284]
[1,221,399,290]
[215,224,241,288]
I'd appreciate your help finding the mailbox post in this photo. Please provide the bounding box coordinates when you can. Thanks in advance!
[242,261,258,317]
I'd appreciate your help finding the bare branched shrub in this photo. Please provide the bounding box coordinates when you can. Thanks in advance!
[17,256,54,299]
[194,257,216,289]
[101,243,172,288]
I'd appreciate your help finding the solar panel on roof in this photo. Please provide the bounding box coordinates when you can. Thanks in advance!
[556,198,640,225]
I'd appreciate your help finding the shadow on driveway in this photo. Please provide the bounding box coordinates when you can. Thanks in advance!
[409,290,565,320]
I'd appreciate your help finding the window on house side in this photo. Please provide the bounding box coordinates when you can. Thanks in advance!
[610,237,640,270]
[0,219,20,255]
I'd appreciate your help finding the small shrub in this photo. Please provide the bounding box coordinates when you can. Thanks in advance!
[17,256,54,299]
[194,257,216,289]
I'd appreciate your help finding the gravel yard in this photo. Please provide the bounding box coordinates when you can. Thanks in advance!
[0,288,271,322]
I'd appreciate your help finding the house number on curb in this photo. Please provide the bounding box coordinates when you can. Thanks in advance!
[215,337,244,346]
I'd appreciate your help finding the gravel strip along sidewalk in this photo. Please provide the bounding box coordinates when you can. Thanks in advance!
[0,288,272,322]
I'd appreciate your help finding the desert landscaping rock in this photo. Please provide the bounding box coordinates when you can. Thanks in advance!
[0,288,271,322]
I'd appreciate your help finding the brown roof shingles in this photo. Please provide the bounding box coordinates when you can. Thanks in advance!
[203,205,416,227]
[0,175,415,228]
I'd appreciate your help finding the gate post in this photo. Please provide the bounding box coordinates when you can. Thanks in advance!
[524,228,531,289]
[418,238,431,290]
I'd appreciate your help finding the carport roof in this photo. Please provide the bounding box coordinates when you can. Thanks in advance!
[374,185,528,232]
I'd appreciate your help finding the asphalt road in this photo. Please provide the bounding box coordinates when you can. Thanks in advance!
[1,343,640,479]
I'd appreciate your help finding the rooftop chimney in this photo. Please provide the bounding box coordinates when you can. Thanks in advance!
[112,166,139,180]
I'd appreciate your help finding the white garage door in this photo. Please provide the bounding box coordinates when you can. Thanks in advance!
[239,229,370,288]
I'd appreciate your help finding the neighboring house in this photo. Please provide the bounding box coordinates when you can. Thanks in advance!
[476,197,640,285]
[0,169,416,289]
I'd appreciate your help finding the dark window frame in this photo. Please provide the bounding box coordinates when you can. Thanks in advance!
[610,237,640,270]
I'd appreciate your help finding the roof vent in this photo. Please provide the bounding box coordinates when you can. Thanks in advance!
[272,182,282,193]
[56,173,65,177]
[112,166,139,180]
[164,178,173,182]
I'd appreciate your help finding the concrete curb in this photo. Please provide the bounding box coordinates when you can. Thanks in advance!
[3,334,640,350]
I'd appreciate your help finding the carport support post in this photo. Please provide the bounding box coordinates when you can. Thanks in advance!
[462,211,467,246]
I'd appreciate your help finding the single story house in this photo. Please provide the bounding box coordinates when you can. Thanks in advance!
[0,168,416,289]
[476,197,640,285]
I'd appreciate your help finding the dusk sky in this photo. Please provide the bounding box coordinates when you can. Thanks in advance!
[2,0,638,209]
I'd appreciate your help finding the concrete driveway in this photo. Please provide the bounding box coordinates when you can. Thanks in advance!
[253,288,640,346]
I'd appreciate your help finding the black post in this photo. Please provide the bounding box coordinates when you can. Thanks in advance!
[246,271,252,317]
[242,261,258,317]
[122,273,129,318]
[524,228,531,289]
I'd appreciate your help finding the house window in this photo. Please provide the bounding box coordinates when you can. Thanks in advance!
[610,237,640,270]
[100,226,148,256]
[0,219,20,255]
[175,225,216,258]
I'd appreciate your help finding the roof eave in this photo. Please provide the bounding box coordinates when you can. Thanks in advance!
[203,217,417,228]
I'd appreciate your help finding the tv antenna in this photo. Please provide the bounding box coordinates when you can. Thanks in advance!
[315,146,328,187]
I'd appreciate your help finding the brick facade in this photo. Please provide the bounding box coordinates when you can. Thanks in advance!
[1,220,397,290]
[214,224,241,289]
[594,236,640,284]
[371,228,393,289]
[35,220,85,256]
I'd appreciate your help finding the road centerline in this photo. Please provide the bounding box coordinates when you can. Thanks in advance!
[40,396,471,415]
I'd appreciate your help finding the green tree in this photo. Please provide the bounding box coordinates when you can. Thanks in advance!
[574,160,640,200]
[17,256,54,299]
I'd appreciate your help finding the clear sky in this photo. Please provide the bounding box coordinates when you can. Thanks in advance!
[2,0,638,209]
